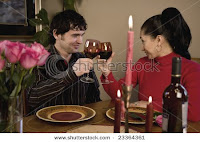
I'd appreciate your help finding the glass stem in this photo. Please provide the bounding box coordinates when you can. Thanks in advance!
[87,73,90,78]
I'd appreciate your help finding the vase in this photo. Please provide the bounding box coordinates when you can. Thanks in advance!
[0,94,23,133]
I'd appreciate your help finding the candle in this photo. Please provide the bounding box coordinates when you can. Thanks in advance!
[125,15,134,86]
[145,96,154,132]
[35,0,42,32]
[39,0,42,31]
[114,90,122,133]
[38,0,42,10]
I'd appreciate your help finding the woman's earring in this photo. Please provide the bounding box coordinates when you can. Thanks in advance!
[156,45,161,52]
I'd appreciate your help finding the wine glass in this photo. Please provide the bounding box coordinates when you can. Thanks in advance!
[99,42,113,84]
[80,39,100,83]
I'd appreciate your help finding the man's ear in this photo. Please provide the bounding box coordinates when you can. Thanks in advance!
[53,29,59,39]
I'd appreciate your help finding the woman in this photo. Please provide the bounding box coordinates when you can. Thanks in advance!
[98,7,200,122]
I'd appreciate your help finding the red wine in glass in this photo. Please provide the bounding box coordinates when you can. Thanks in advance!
[84,48,99,59]
[99,42,112,60]
[99,42,113,84]
[80,39,100,83]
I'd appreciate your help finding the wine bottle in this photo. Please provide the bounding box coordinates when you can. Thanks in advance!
[162,57,188,133]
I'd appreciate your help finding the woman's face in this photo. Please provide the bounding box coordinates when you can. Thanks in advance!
[140,30,159,59]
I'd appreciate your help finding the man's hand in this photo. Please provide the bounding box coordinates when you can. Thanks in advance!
[72,58,93,77]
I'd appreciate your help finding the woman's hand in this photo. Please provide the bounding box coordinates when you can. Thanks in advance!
[97,52,115,77]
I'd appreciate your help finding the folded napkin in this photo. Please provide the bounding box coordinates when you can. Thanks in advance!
[67,125,138,133]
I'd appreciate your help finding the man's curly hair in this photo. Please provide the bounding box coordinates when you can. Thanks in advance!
[49,10,87,45]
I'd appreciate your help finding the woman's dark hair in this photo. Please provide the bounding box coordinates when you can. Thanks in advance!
[49,10,87,45]
[141,7,191,59]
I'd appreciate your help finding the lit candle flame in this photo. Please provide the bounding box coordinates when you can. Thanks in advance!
[148,96,152,103]
[128,15,133,31]
[117,90,121,98]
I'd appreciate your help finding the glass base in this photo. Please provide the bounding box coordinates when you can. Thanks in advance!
[80,77,95,83]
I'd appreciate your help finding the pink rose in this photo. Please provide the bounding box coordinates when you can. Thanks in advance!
[156,115,162,127]
[30,42,50,66]
[20,47,38,69]
[0,56,5,71]
[0,40,11,54]
[5,41,26,63]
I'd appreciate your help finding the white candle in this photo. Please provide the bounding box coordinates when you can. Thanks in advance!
[39,0,42,31]
[39,0,41,10]
[35,0,42,32]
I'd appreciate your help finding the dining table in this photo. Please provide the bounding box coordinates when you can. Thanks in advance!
[23,100,200,133]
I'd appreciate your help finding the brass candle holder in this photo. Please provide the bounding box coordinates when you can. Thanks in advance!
[122,84,132,133]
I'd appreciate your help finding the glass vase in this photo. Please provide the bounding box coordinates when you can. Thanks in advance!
[0,94,23,133]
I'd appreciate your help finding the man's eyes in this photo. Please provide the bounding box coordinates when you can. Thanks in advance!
[72,34,84,37]
[72,34,79,37]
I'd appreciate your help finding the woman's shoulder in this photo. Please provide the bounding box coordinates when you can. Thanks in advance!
[182,58,200,77]
[182,58,200,71]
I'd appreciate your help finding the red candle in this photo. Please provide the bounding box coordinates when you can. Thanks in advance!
[145,96,154,132]
[114,90,122,133]
[125,15,134,86]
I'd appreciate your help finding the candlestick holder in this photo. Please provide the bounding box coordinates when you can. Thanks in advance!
[122,84,132,133]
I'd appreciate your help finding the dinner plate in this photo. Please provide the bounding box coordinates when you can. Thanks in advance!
[36,105,96,123]
[106,107,150,124]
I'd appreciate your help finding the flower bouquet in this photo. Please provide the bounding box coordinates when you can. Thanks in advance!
[0,40,50,132]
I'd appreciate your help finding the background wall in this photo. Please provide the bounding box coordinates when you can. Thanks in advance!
[25,0,200,101]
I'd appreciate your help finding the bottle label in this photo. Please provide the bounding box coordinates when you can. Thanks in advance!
[162,113,169,132]
[183,128,187,133]
[182,102,188,132]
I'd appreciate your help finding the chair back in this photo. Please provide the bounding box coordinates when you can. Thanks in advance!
[191,58,200,64]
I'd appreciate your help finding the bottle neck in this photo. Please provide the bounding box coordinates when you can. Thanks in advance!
[171,75,181,84]
[171,57,182,84]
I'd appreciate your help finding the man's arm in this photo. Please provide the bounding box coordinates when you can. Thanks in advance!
[27,66,78,109]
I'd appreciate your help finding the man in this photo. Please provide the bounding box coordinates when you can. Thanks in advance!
[27,10,101,114]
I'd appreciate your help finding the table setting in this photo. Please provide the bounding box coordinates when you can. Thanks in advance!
[22,15,200,133]
[22,99,161,133]
[22,99,200,133]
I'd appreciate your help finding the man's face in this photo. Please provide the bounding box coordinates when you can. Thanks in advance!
[55,30,85,55]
